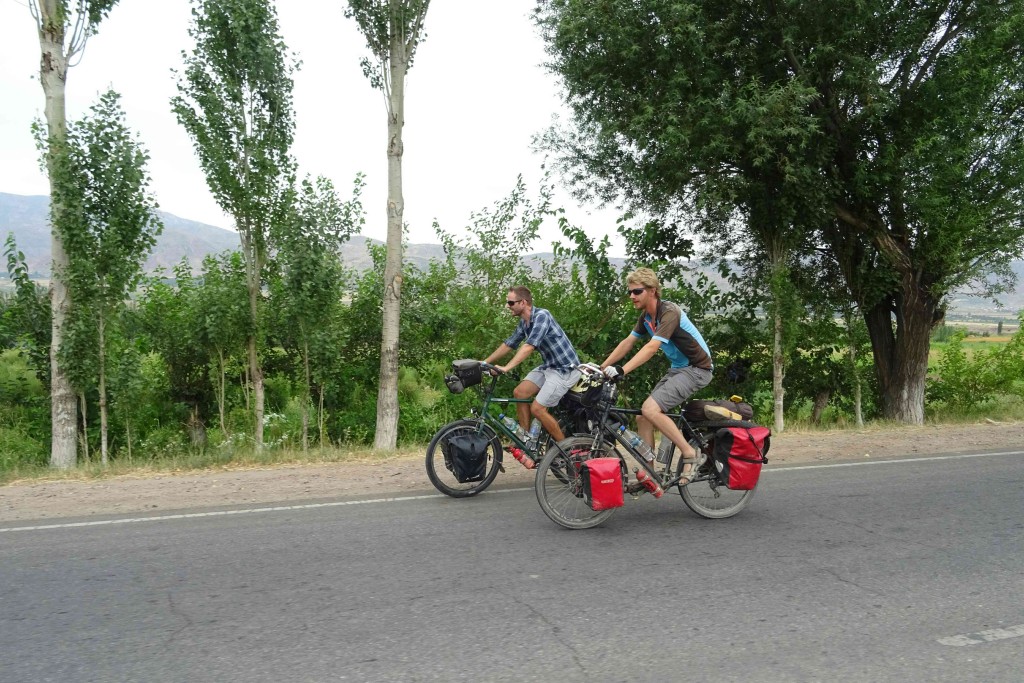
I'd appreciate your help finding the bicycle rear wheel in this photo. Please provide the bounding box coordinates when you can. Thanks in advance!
[425,419,502,498]
[679,421,759,518]
[678,464,756,518]
[535,435,619,529]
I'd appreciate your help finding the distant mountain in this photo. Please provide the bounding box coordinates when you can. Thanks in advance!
[0,192,238,275]
[2,192,1020,315]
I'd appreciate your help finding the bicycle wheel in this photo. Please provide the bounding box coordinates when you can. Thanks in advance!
[425,419,502,498]
[535,435,620,529]
[678,420,759,518]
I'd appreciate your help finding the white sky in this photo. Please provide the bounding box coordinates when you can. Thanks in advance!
[0,0,627,255]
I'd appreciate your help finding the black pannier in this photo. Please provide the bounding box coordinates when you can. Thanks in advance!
[446,432,490,483]
[444,359,483,394]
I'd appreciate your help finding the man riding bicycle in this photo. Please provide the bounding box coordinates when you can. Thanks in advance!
[483,286,581,461]
[600,268,714,484]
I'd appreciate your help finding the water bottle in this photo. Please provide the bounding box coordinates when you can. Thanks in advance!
[499,414,535,469]
[498,414,530,441]
[635,468,664,498]
[618,425,655,462]
[526,418,543,453]
[656,437,674,464]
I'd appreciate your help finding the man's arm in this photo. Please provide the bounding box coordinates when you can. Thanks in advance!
[484,343,514,365]
[601,335,640,368]
[498,343,536,373]
[620,338,662,374]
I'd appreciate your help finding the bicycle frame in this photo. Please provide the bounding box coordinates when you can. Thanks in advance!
[572,379,713,489]
[466,363,556,459]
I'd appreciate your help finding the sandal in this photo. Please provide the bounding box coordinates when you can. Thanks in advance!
[678,449,707,486]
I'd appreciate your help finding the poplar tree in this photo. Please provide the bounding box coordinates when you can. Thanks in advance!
[172,0,297,447]
[40,90,161,463]
[29,0,119,469]
[345,0,431,450]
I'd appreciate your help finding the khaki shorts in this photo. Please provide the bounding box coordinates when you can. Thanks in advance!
[524,367,582,408]
[650,367,713,412]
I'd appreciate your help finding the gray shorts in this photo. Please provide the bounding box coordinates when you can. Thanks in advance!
[650,367,713,412]
[524,367,582,408]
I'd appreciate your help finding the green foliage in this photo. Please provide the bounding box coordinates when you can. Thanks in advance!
[344,0,431,88]
[0,349,49,468]
[927,318,1024,410]
[534,0,1024,421]
[3,235,50,384]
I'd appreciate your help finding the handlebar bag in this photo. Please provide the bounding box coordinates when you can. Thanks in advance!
[580,457,625,510]
[711,426,770,490]
[565,374,604,406]
[451,359,483,388]
[446,432,490,483]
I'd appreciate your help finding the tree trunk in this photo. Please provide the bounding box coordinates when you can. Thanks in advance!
[242,230,265,448]
[215,347,227,435]
[98,314,108,465]
[36,1,77,470]
[318,384,325,449]
[882,279,939,423]
[811,390,831,424]
[248,333,264,447]
[301,338,310,452]
[843,308,864,428]
[374,36,407,451]
[186,407,206,451]
[772,303,785,434]
[862,279,939,424]
[79,392,89,464]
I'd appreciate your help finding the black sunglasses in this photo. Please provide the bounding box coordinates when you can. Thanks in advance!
[627,288,646,296]
[506,299,521,307]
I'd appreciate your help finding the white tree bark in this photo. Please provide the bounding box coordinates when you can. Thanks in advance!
[374,28,407,451]
[35,0,77,470]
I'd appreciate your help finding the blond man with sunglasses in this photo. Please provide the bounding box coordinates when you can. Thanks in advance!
[483,286,582,450]
[600,268,714,484]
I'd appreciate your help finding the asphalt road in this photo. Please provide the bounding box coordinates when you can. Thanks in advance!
[2,450,1023,683]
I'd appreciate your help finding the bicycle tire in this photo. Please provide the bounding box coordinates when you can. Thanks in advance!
[678,420,759,518]
[534,435,619,529]
[425,419,502,498]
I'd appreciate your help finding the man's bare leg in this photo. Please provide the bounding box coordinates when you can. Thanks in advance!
[513,381,539,431]
[531,402,564,442]
[641,397,700,482]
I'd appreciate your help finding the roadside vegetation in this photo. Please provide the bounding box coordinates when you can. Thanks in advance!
[7,1,1024,482]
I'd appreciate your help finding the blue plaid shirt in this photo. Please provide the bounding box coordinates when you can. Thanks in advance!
[504,306,580,371]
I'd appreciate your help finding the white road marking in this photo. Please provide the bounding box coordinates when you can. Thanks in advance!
[0,486,532,533]
[764,449,1024,472]
[938,624,1024,647]
[1,450,1021,534]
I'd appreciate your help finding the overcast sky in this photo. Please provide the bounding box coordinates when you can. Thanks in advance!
[0,0,626,255]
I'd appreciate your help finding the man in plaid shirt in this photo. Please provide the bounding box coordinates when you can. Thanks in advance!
[484,285,582,451]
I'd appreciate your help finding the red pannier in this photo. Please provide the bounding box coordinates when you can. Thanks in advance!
[711,426,770,490]
[580,457,625,511]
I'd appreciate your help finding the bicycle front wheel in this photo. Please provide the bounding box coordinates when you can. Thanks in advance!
[425,419,502,498]
[535,435,619,529]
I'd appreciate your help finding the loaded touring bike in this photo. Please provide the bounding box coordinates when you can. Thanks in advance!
[534,364,770,529]
[425,359,594,497]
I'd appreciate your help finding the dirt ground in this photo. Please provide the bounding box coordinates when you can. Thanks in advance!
[2,420,1023,524]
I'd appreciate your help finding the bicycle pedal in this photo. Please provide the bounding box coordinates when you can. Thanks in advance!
[625,481,646,495]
